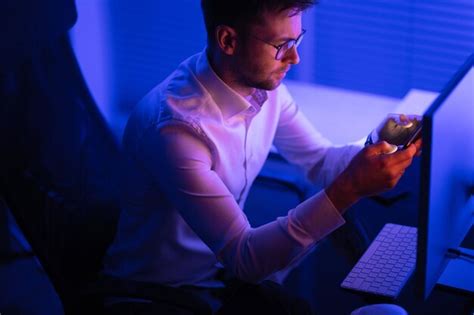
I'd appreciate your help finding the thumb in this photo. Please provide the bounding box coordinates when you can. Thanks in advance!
[370,141,398,155]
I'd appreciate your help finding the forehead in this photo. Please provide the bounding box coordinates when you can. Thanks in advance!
[250,8,303,37]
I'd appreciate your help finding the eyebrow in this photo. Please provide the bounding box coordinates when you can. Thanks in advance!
[273,29,305,43]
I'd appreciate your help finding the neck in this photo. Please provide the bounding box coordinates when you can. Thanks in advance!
[206,48,255,97]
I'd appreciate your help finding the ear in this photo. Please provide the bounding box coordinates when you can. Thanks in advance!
[215,25,238,56]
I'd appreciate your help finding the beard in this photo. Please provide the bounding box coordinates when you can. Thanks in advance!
[231,51,287,91]
[240,69,285,91]
[247,77,280,91]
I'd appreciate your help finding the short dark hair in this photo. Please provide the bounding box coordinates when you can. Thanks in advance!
[201,0,315,45]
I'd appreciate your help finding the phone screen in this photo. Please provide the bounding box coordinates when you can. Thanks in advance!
[375,114,422,149]
[402,122,422,148]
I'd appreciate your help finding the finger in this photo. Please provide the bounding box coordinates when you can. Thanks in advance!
[413,137,422,148]
[369,141,398,155]
[379,148,416,172]
[395,160,412,174]
[396,142,418,160]
[412,138,423,156]
[384,172,404,190]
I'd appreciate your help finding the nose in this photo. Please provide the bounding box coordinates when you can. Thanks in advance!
[282,45,300,65]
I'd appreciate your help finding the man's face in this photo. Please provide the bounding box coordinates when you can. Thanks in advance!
[232,9,303,92]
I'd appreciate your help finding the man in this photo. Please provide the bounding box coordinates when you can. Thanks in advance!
[102,0,420,314]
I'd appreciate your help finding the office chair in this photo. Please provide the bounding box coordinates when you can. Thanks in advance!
[0,1,212,314]
[1,0,121,312]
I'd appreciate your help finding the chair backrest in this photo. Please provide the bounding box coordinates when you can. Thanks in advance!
[1,0,123,313]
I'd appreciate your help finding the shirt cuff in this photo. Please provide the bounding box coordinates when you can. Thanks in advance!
[282,190,346,247]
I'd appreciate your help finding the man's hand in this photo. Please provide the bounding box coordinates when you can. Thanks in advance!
[413,138,422,156]
[326,140,421,212]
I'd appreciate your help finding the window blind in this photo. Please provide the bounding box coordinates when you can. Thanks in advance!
[292,0,474,97]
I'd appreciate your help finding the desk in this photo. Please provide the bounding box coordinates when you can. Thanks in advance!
[284,80,438,145]
[289,214,474,315]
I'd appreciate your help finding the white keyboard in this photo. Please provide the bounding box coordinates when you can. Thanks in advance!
[341,223,417,299]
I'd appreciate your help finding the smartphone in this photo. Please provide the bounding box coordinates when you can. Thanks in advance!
[374,114,422,149]
[400,122,422,149]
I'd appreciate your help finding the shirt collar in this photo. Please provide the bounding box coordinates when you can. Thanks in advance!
[248,89,268,109]
[196,49,267,120]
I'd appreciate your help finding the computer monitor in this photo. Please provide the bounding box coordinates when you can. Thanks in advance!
[416,53,474,300]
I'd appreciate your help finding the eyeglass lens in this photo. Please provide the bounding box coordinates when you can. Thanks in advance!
[276,31,305,60]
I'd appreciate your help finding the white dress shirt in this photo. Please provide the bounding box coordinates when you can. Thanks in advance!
[102,50,363,288]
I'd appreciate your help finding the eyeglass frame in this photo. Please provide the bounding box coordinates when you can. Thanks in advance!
[249,29,306,60]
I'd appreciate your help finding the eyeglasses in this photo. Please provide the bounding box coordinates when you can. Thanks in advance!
[250,29,306,60]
